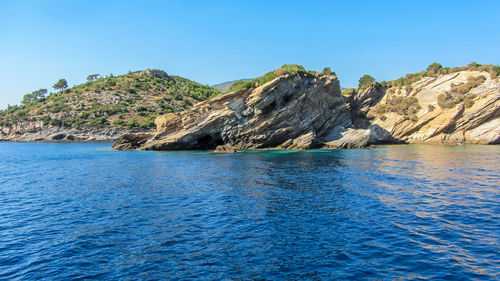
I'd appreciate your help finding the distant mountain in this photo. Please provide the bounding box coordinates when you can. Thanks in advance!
[212,79,252,92]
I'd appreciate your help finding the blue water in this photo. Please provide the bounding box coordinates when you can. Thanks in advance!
[0,143,498,280]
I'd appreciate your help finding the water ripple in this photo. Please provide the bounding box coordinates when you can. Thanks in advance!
[0,143,498,280]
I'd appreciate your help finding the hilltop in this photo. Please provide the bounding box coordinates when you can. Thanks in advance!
[0,69,220,141]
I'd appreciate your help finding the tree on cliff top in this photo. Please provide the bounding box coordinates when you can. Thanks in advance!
[358,74,375,89]
[53,79,68,92]
[21,89,48,105]
[87,74,100,82]
[426,63,442,75]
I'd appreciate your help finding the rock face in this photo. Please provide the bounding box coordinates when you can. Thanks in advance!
[112,69,500,150]
[134,69,169,78]
[323,128,372,149]
[358,71,500,144]
[113,73,351,150]
[0,121,132,142]
[347,84,386,113]
[113,133,152,149]
[214,145,237,153]
[113,69,499,151]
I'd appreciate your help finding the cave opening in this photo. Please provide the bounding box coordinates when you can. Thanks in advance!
[195,134,223,149]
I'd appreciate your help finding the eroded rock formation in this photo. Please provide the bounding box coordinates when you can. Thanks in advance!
[113,73,351,150]
[0,121,126,142]
[114,68,500,151]
[355,71,500,144]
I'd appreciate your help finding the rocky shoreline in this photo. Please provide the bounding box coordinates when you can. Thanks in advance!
[0,122,147,142]
[113,69,499,151]
[2,67,499,149]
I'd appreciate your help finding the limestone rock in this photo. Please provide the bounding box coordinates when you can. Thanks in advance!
[347,84,386,112]
[323,128,372,149]
[113,69,500,150]
[0,121,129,142]
[360,70,500,145]
[134,69,169,78]
[214,145,237,153]
[114,73,352,150]
[277,131,319,149]
[112,133,153,150]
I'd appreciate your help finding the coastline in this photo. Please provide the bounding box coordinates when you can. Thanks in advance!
[0,140,496,149]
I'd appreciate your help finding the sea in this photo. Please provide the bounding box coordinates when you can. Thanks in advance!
[0,142,498,280]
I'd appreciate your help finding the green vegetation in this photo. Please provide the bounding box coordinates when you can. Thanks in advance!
[22,89,47,105]
[225,64,318,93]
[322,67,331,75]
[437,75,486,108]
[380,62,499,88]
[426,62,442,75]
[368,65,491,123]
[226,80,254,93]
[0,71,222,130]
[53,79,68,92]
[258,64,313,86]
[341,88,356,97]
[492,65,500,79]
[358,74,376,89]
[373,96,421,121]
[87,74,100,82]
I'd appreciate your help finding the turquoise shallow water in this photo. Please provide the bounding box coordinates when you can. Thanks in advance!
[0,143,498,280]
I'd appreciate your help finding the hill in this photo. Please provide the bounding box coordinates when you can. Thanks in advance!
[0,69,220,141]
[212,78,252,92]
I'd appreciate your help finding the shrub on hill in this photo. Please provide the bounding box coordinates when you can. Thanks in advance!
[341,88,357,97]
[426,63,442,76]
[358,75,376,89]
[226,80,253,93]
[437,75,486,108]
[387,62,498,89]
[373,95,421,120]
[225,64,318,93]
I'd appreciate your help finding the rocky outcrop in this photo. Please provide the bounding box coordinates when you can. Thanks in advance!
[113,73,352,150]
[347,84,386,113]
[214,145,237,153]
[323,128,372,149]
[113,133,152,149]
[134,69,169,78]
[362,71,500,144]
[0,121,132,142]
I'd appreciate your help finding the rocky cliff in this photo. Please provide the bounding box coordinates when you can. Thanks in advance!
[113,72,352,150]
[0,120,129,142]
[349,70,500,145]
[114,65,499,151]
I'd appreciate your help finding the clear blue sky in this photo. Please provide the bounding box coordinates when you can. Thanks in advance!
[1,0,499,109]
